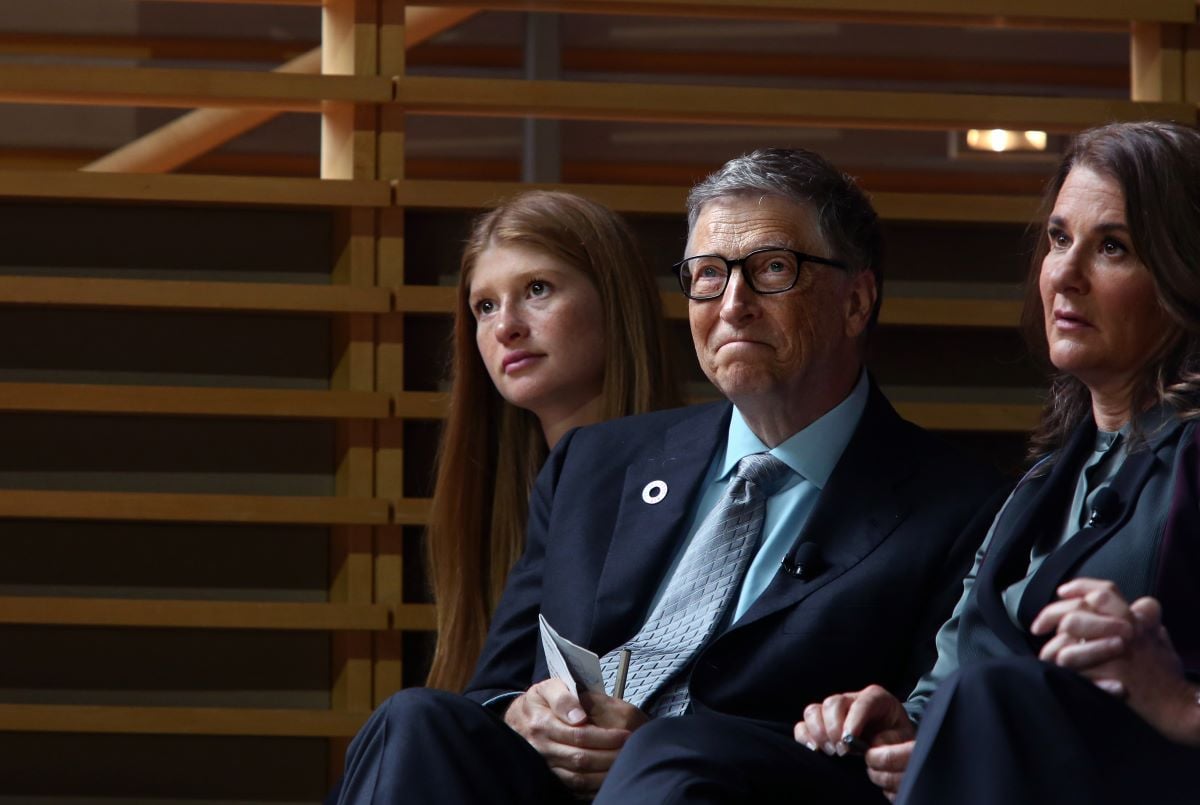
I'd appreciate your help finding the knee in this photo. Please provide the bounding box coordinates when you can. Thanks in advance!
[349,687,471,758]
[374,687,462,729]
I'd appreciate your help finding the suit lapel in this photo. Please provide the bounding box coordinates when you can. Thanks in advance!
[732,384,912,630]
[974,420,1095,654]
[589,402,731,653]
[1015,416,1185,632]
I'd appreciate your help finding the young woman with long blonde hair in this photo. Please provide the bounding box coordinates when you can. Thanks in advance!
[425,190,681,692]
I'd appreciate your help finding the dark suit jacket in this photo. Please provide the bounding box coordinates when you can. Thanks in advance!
[952,414,1200,685]
[465,382,1002,724]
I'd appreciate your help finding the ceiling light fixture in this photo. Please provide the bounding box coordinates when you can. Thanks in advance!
[965,129,1048,153]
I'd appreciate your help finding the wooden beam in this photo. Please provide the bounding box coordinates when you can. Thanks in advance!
[393,603,438,630]
[410,0,1194,26]
[11,37,1123,90]
[0,704,367,738]
[0,598,390,630]
[0,383,390,420]
[0,277,389,315]
[0,490,389,525]
[893,400,1041,431]
[393,76,1196,132]
[86,7,479,174]
[393,391,452,419]
[392,497,433,525]
[143,0,324,5]
[1131,22,1187,101]
[870,192,1040,223]
[411,44,1128,89]
[0,170,388,206]
[878,297,1022,328]
[85,48,324,173]
[0,65,390,111]
[392,284,457,313]
[0,33,316,64]
[393,179,1041,222]
[402,158,1054,195]
[394,179,686,214]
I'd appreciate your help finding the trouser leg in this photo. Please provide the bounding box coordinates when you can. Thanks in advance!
[337,688,574,805]
[594,712,889,805]
[899,656,1200,805]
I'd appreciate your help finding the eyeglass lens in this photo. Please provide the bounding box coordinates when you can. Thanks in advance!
[681,250,799,298]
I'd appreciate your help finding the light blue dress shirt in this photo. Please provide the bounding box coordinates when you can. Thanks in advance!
[648,371,869,624]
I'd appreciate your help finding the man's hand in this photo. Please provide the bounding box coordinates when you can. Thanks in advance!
[794,685,916,801]
[504,679,644,796]
[1032,578,1200,746]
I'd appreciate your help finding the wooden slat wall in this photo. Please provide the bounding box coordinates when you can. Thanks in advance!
[0,1,1195,801]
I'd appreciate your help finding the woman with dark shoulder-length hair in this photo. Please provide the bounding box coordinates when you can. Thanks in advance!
[425,190,681,692]
[795,121,1200,805]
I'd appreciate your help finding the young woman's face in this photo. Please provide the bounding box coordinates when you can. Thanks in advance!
[469,242,607,424]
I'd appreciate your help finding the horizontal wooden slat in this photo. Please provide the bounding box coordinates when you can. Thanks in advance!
[0,171,388,207]
[0,33,316,64]
[395,179,1040,223]
[394,603,437,630]
[0,65,390,110]
[392,284,457,314]
[0,383,390,419]
[0,597,390,630]
[145,0,324,6]
[392,497,433,525]
[0,704,367,737]
[894,400,1041,432]
[150,0,1192,25]
[394,179,686,215]
[0,276,389,314]
[0,174,1033,229]
[878,297,1022,328]
[393,391,451,419]
[0,490,388,525]
[395,76,1195,132]
[0,37,1128,89]
[869,192,1040,224]
[413,44,1128,89]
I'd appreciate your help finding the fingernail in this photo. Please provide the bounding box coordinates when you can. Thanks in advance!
[567,708,586,724]
[823,742,836,755]
[805,741,818,752]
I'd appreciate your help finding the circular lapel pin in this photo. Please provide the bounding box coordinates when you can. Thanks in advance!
[641,480,668,504]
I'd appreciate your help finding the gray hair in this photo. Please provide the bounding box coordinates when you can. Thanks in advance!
[687,147,883,327]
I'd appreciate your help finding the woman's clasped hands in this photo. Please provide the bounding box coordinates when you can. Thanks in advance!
[1031,577,1199,746]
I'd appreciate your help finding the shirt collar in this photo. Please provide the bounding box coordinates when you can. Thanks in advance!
[721,371,869,490]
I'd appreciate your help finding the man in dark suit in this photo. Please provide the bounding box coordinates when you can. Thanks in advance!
[334,148,1001,805]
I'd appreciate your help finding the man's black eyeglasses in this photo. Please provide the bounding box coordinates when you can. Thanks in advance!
[673,247,847,301]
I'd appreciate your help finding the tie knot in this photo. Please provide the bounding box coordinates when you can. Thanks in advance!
[734,453,792,497]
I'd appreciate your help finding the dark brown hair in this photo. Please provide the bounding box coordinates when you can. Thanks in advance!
[1021,121,1200,460]
[424,190,681,692]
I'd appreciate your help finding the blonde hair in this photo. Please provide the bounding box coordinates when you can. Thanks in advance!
[424,191,681,691]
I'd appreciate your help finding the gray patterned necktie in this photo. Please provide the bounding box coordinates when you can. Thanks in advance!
[599,452,791,717]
